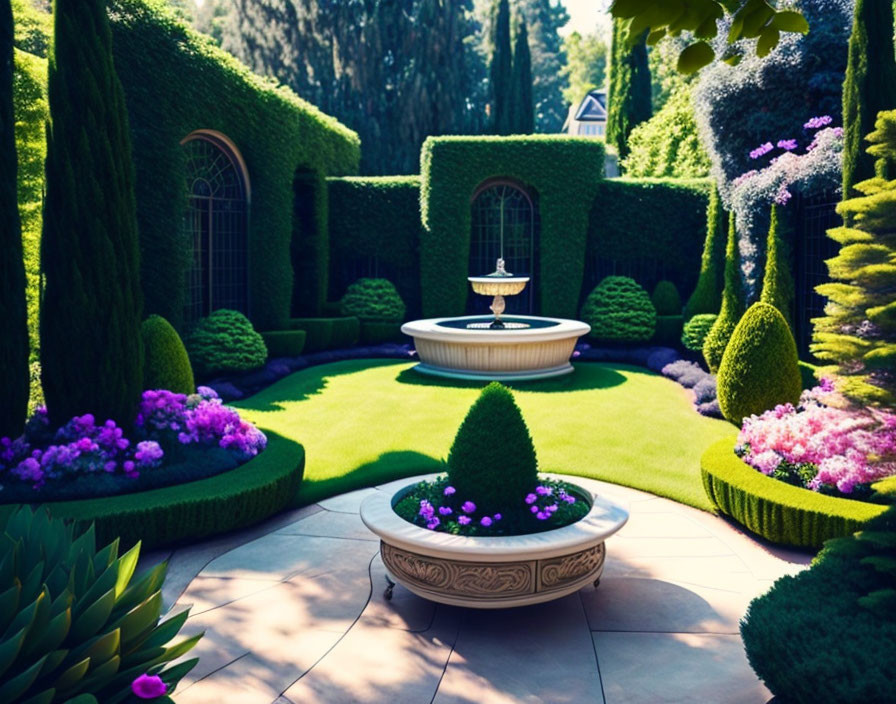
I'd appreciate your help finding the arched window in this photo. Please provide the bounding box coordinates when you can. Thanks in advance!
[469,180,539,315]
[181,132,250,323]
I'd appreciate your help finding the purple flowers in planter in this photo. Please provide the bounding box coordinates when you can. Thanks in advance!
[461,500,476,514]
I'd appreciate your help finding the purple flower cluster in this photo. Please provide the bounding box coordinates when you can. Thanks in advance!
[749,142,775,160]
[418,486,502,532]
[525,484,577,521]
[804,115,833,130]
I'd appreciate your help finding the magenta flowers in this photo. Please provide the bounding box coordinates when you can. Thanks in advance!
[131,674,167,699]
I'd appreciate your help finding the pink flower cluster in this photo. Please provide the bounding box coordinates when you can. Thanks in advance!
[736,383,896,495]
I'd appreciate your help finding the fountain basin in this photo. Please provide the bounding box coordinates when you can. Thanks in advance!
[402,315,590,381]
[360,473,629,609]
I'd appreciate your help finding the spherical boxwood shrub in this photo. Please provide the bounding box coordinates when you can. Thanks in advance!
[651,280,682,316]
[447,382,537,515]
[340,278,406,322]
[142,314,195,393]
[185,309,267,378]
[682,313,717,352]
[581,276,656,343]
[717,303,802,425]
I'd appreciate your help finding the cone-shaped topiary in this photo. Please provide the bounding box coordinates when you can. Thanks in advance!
[759,204,795,329]
[717,303,802,425]
[0,0,29,440]
[339,278,406,322]
[142,314,195,394]
[651,280,682,316]
[682,313,717,352]
[185,309,267,378]
[581,276,656,342]
[0,506,200,703]
[703,213,745,373]
[684,187,726,321]
[446,382,537,515]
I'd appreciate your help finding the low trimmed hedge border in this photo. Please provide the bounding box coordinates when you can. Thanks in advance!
[701,436,887,548]
[0,431,304,550]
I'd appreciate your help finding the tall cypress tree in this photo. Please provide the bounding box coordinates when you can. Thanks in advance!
[510,16,534,134]
[842,0,896,196]
[0,0,29,439]
[702,213,746,374]
[684,187,726,321]
[607,18,652,161]
[759,204,795,330]
[490,0,513,135]
[41,0,143,427]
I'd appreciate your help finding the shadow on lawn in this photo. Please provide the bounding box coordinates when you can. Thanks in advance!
[394,362,627,393]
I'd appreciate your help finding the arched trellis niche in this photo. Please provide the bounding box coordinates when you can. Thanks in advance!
[180,130,251,323]
[468,179,540,315]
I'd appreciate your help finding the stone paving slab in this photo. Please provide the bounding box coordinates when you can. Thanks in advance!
[272,509,379,541]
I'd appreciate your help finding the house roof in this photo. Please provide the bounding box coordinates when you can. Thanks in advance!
[574,90,608,122]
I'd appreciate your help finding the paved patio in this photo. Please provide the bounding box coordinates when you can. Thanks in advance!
[141,477,812,704]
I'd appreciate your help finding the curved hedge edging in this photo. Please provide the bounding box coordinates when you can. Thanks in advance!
[0,431,304,551]
[701,437,887,549]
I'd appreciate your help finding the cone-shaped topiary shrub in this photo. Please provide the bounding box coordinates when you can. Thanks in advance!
[717,303,802,425]
[682,314,717,352]
[703,213,745,373]
[581,276,656,343]
[651,280,681,316]
[0,506,200,703]
[185,309,267,378]
[759,204,795,329]
[339,278,406,322]
[141,315,194,394]
[446,382,537,515]
[741,505,896,702]
[684,187,726,321]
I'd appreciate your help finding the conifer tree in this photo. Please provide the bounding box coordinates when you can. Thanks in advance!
[510,16,534,134]
[41,0,143,427]
[842,0,896,196]
[607,18,652,161]
[703,213,745,373]
[0,0,29,439]
[684,187,726,320]
[759,205,795,329]
[490,0,513,135]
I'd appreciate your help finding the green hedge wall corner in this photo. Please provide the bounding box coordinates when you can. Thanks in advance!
[288,316,360,352]
[142,314,195,393]
[360,321,404,345]
[717,302,802,425]
[420,136,605,319]
[581,276,656,343]
[261,329,307,358]
[701,437,886,548]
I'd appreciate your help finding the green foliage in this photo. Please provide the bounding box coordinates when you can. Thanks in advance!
[607,19,651,161]
[741,505,896,702]
[682,313,717,352]
[621,84,710,178]
[106,0,359,330]
[581,276,657,343]
[651,280,681,315]
[0,505,200,702]
[340,279,406,322]
[11,48,46,361]
[359,321,403,345]
[702,213,745,373]
[1,432,305,551]
[610,1,809,73]
[561,30,607,106]
[185,310,267,378]
[490,0,513,135]
[327,176,422,317]
[421,135,604,318]
[798,360,818,390]
[813,110,896,408]
[141,315,195,394]
[260,330,307,358]
[701,436,886,548]
[510,17,534,135]
[759,204,795,328]
[588,178,711,300]
[447,383,538,515]
[1,0,28,439]
[717,303,802,425]
[684,187,726,320]
[40,0,143,428]
[11,0,51,56]
[842,0,896,196]
[288,317,360,353]
[653,315,683,346]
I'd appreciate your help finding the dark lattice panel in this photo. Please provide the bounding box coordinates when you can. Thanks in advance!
[468,183,539,315]
[182,137,249,323]
[793,192,841,359]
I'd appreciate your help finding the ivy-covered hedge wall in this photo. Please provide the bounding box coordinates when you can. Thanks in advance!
[420,136,605,319]
[585,178,711,300]
[327,176,422,317]
[107,0,360,331]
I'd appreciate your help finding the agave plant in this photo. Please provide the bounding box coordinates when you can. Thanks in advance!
[0,506,201,703]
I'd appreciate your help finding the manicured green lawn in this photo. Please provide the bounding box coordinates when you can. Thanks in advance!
[235,359,735,511]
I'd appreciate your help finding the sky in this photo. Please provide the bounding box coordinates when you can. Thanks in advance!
[558,0,611,37]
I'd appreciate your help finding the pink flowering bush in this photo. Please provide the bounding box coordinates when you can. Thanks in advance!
[736,381,896,497]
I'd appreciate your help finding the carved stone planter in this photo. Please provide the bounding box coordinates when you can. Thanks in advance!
[360,474,629,609]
